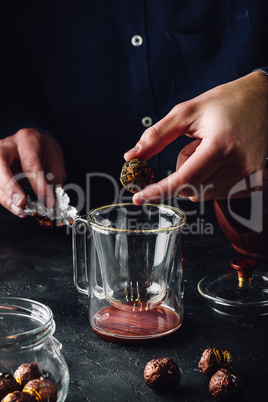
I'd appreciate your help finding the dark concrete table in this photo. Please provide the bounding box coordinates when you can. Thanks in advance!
[0,203,267,402]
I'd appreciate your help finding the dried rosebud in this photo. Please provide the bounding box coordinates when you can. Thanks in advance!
[198,348,233,376]
[120,159,154,193]
[144,358,181,390]
[209,368,243,401]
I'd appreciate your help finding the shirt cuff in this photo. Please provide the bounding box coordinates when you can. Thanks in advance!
[0,109,54,139]
[253,67,268,75]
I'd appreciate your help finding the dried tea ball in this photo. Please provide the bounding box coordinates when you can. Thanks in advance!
[0,373,21,401]
[208,368,243,401]
[23,377,57,402]
[1,390,35,402]
[120,159,154,193]
[198,348,232,376]
[144,358,181,390]
[13,363,41,388]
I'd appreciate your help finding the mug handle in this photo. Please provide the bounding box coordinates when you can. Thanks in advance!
[72,217,89,295]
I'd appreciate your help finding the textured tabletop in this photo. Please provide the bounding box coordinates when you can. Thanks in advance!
[0,203,267,402]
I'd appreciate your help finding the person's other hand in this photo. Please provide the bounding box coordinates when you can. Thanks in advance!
[125,71,268,204]
[0,128,66,216]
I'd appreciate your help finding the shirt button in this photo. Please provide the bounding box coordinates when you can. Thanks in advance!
[141,116,153,127]
[131,35,143,46]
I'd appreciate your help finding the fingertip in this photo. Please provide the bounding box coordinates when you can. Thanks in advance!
[188,195,200,202]
[132,192,146,205]
[124,145,141,161]
[12,192,25,207]
[17,213,27,219]
[10,203,24,216]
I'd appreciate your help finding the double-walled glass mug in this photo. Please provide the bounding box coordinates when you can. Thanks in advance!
[72,203,186,344]
[0,297,70,401]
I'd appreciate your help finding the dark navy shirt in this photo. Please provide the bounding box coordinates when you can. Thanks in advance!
[0,0,268,205]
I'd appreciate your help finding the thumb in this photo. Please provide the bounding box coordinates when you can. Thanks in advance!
[124,101,197,162]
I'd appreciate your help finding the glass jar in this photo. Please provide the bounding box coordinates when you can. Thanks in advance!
[0,297,69,401]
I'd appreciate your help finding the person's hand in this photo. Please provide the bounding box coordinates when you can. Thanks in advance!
[124,71,268,204]
[0,128,66,216]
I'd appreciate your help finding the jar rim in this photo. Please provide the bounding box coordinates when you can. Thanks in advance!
[0,297,55,347]
[87,203,186,233]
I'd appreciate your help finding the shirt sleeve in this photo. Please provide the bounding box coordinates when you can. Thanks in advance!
[254,67,268,75]
[0,110,54,140]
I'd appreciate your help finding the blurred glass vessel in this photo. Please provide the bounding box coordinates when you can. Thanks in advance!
[198,160,268,316]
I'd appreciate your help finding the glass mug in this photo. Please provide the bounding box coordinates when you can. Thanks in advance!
[72,203,186,344]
